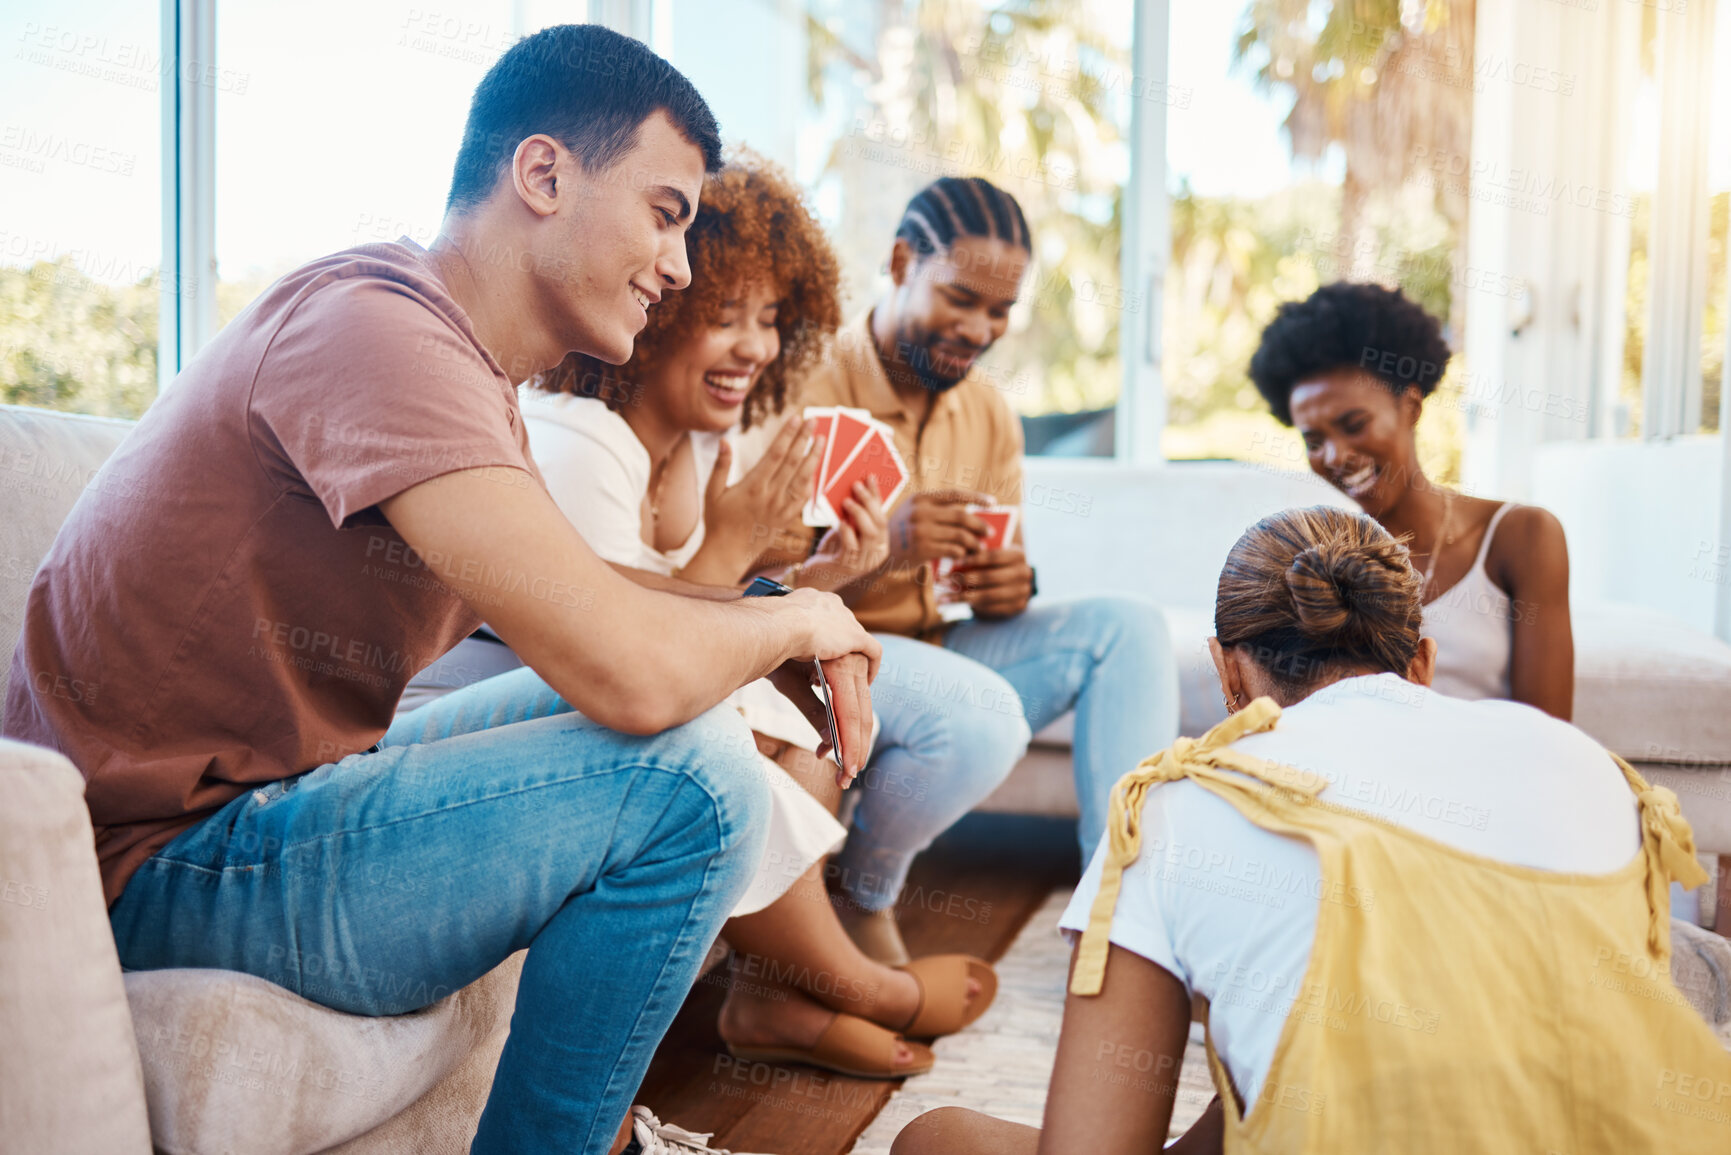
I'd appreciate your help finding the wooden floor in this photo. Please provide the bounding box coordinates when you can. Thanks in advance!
[636,813,1083,1155]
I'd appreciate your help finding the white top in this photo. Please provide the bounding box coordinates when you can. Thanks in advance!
[1057,674,1638,1112]
[1421,502,1516,701]
[519,390,724,576]
[518,387,820,754]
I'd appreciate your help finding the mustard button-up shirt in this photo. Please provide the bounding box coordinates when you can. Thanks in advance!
[787,309,1025,642]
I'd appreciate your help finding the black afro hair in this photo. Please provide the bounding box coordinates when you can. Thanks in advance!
[1248,282,1451,425]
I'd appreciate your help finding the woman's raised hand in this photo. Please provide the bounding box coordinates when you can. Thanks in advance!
[702,415,821,560]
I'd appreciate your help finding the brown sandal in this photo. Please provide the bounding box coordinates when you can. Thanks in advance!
[896,954,998,1038]
[725,1012,935,1080]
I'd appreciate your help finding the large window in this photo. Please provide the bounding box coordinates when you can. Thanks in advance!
[214,0,523,328]
[1620,0,1727,440]
[675,0,1133,456]
[1700,6,1729,435]
[8,0,1726,469]
[1,0,163,418]
[1160,1,1467,482]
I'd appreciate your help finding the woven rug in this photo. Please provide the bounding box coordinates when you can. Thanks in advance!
[848,891,1212,1153]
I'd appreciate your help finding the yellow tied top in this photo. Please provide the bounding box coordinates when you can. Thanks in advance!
[1623,754,1711,954]
[1066,694,1728,1153]
[1071,696,1708,997]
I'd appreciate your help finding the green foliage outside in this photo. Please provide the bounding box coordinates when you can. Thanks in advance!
[807,0,1130,416]
[0,258,157,420]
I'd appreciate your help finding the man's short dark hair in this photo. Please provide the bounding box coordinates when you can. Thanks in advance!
[446,24,722,214]
[1248,282,1451,425]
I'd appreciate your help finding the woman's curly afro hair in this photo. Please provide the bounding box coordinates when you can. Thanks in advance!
[1248,282,1451,426]
[533,147,842,430]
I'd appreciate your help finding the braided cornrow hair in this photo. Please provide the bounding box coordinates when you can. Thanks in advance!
[895,176,1032,259]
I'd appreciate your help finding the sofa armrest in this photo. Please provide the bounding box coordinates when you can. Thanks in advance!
[0,738,152,1153]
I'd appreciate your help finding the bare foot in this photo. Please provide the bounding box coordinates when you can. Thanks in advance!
[718,974,926,1071]
[723,952,982,1038]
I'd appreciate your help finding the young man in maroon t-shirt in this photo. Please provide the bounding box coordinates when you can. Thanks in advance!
[4,25,877,1154]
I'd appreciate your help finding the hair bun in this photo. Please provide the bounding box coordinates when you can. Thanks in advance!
[1216,507,1423,693]
[1284,543,1356,638]
[1284,536,1414,643]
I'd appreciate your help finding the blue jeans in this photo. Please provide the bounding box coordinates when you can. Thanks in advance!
[830,596,1176,908]
[830,633,1032,910]
[109,667,771,1155]
[946,596,1177,859]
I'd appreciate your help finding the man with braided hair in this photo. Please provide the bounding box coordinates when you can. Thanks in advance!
[765,176,1179,963]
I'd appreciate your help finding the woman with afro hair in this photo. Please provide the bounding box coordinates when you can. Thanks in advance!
[1247,282,1574,719]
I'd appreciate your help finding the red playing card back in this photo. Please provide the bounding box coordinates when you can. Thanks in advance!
[972,506,1017,552]
[802,409,838,525]
[823,428,908,518]
[823,412,873,489]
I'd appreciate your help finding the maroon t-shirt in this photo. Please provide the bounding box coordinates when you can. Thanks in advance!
[4,240,545,904]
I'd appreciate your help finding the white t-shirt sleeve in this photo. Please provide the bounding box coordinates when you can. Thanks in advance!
[523,412,647,568]
[1058,784,1189,987]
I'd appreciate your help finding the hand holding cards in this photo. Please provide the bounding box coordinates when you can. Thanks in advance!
[801,407,909,528]
[936,500,1019,583]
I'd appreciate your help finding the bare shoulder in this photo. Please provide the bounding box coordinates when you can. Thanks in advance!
[1486,502,1568,590]
[1450,492,1504,533]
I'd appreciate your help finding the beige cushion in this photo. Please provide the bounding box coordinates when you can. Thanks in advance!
[127,953,523,1155]
[0,404,134,705]
[1671,917,1731,1031]
[0,738,152,1154]
[322,1020,511,1155]
[1643,766,1731,856]
[1572,601,1731,766]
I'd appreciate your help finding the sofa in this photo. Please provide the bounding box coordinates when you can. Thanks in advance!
[1,405,526,1155]
[5,404,1729,1154]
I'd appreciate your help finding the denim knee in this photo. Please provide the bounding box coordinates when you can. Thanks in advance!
[940,670,1033,792]
[1077,595,1172,668]
[659,704,773,879]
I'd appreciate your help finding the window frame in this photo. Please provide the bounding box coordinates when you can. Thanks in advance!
[157,0,218,391]
[1113,0,1169,467]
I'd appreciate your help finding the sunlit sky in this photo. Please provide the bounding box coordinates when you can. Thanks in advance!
[3,1,1727,287]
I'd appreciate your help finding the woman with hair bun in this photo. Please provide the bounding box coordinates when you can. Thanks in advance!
[1247,282,1574,720]
[892,506,1720,1154]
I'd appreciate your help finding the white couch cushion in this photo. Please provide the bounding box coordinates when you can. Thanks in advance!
[0,404,134,705]
[127,953,523,1155]
[0,738,152,1154]
[1572,601,1731,766]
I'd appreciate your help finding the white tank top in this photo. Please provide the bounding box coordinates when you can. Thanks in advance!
[1421,502,1515,701]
